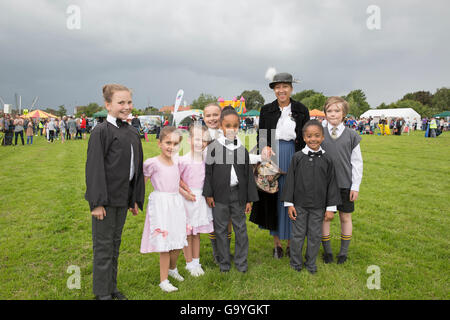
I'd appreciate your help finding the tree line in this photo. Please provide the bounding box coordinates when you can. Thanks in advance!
[41,87,449,119]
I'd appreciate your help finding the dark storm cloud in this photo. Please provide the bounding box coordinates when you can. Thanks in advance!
[0,0,448,113]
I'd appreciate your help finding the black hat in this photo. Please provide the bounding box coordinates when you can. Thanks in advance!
[269,72,299,89]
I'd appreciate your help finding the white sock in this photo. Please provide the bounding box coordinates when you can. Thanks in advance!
[160,279,169,285]
[186,261,194,269]
[169,267,178,273]
[193,258,200,266]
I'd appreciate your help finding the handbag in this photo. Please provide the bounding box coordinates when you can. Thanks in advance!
[253,160,285,194]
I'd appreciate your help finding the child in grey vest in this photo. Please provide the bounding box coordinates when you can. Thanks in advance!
[320,97,363,264]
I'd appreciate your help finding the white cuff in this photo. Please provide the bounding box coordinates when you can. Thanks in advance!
[326,206,337,212]
[284,202,294,207]
[249,153,262,164]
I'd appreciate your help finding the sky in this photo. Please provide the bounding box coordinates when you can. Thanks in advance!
[1,0,449,114]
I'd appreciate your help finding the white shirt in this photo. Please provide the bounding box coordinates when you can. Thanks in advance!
[217,135,241,187]
[284,146,337,212]
[326,122,363,192]
[275,104,297,141]
[107,114,135,181]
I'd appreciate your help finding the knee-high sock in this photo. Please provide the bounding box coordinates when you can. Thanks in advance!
[322,234,332,254]
[338,234,352,256]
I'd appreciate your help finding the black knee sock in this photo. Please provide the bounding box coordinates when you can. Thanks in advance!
[338,234,352,256]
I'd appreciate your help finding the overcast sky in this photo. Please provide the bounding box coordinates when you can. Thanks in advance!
[1,0,448,114]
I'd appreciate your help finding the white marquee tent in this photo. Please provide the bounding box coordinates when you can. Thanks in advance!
[360,108,421,121]
[173,109,203,126]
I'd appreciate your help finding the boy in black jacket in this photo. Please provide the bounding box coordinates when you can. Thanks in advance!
[281,120,340,274]
[203,106,259,273]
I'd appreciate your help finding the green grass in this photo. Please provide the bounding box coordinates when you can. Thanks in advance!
[0,130,449,300]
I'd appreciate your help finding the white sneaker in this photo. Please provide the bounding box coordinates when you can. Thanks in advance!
[194,265,205,276]
[159,280,178,293]
[168,268,184,281]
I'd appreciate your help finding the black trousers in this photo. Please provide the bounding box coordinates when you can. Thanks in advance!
[92,206,128,296]
[14,131,24,145]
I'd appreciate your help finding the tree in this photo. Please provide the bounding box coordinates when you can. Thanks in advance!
[346,90,370,116]
[56,105,67,117]
[236,90,265,110]
[300,93,327,110]
[431,87,450,112]
[75,103,103,117]
[401,91,433,107]
[291,89,319,102]
[191,93,218,110]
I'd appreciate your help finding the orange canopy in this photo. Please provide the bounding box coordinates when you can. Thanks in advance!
[309,109,325,117]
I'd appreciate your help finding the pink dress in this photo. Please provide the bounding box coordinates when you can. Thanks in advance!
[140,156,188,253]
[179,153,214,235]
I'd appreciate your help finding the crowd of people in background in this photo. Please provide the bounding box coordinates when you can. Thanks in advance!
[1,111,448,147]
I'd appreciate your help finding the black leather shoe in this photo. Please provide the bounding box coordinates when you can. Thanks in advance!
[273,246,283,259]
[323,253,334,264]
[337,255,347,264]
[95,295,113,300]
[111,291,128,300]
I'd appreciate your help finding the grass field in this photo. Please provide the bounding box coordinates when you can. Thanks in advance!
[0,130,449,300]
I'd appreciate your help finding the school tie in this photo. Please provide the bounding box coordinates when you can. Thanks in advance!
[308,150,323,157]
[331,127,338,139]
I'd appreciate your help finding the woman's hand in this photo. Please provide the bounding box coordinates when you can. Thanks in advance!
[129,203,139,216]
[245,202,252,214]
[261,146,275,161]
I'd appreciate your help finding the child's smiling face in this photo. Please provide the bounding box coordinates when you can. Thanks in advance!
[158,132,181,159]
[220,113,240,141]
[105,90,133,121]
[303,125,324,151]
[204,105,221,129]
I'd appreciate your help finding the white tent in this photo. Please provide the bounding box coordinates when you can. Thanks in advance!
[360,108,422,130]
[173,109,203,126]
[360,108,421,121]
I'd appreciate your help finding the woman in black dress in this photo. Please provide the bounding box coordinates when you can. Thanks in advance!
[250,72,310,258]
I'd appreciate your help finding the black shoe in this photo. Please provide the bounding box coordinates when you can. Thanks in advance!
[273,246,283,259]
[323,253,334,264]
[337,255,347,264]
[307,268,317,275]
[95,295,113,300]
[286,247,290,258]
[111,291,128,300]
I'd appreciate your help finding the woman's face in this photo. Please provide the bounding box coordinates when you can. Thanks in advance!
[273,83,293,105]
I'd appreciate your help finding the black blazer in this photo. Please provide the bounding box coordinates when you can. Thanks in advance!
[202,140,259,205]
[257,98,310,152]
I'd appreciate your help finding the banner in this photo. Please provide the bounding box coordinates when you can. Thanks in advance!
[173,89,184,115]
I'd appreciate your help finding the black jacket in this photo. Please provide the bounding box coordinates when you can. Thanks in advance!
[85,121,145,211]
[202,140,259,205]
[257,98,310,152]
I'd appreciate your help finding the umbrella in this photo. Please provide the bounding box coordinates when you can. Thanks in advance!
[309,109,325,117]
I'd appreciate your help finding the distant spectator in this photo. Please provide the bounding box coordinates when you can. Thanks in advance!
[80,113,87,140]
[131,114,141,133]
[14,115,25,146]
[26,120,34,145]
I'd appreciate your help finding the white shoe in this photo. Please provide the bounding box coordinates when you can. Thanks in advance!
[168,268,184,282]
[194,265,205,276]
[159,280,178,292]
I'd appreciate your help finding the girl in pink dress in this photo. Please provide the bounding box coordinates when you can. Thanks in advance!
[140,127,187,293]
[179,124,214,277]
